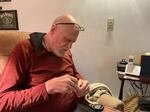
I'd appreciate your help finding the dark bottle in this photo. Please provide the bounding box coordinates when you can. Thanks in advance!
[117,59,128,72]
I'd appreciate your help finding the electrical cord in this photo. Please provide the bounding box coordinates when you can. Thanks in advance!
[129,81,148,97]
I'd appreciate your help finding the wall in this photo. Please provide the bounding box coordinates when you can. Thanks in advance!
[0,0,150,98]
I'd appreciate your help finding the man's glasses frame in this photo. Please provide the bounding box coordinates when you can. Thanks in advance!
[55,23,85,31]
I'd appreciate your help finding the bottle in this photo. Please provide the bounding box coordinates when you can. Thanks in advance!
[126,55,135,73]
[128,55,135,65]
[117,59,128,72]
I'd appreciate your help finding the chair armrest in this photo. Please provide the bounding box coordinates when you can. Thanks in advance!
[97,94,124,111]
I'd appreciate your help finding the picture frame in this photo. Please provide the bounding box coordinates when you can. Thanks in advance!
[0,10,19,30]
[0,0,11,2]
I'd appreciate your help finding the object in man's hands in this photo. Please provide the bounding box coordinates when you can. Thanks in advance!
[84,83,112,111]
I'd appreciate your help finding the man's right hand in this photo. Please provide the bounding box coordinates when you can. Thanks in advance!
[45,75,79,95]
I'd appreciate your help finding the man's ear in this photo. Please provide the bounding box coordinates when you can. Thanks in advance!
[51,24,57,32]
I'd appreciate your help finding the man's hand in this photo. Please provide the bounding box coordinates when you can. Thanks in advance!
[77,79,89,97]
[45,75,79,95]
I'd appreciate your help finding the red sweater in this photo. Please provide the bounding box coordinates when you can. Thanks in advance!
[0,33,81,112]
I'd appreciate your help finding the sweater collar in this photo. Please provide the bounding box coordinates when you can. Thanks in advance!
[29,32,46,51]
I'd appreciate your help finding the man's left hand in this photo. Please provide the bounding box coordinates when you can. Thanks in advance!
[76,79,89,97]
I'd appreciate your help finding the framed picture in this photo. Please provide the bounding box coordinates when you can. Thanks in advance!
[0,0,11,2]
[0,10,19,30]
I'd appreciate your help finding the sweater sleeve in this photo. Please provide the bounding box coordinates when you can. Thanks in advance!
[0,40,49,111]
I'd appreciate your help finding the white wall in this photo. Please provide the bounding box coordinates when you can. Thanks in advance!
[1,0,150,98]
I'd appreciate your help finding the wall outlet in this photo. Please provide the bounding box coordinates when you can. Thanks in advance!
[107,17,114,31]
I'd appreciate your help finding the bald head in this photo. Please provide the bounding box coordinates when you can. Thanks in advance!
[53,14,77,25]
[50,14,84,32]
[44,14,83,57]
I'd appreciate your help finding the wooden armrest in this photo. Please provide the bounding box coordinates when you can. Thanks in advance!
[98,94,124,111]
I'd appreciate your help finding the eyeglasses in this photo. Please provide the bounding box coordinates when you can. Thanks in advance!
[55,23,85,31]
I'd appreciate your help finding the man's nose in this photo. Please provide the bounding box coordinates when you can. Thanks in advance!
[67,42,72,49]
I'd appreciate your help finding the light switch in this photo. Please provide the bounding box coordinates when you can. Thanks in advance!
[107,17,114,31]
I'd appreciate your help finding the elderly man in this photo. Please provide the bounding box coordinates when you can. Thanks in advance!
[0,14,89,112]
